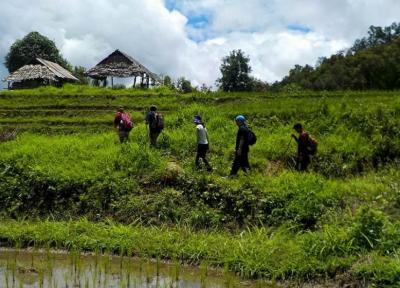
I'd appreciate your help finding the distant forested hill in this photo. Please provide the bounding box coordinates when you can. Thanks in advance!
[274,23,400,91]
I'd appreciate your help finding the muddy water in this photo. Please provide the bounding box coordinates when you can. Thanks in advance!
[0,249,271,288]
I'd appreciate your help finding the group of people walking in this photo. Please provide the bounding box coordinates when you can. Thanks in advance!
[114,106,317,175]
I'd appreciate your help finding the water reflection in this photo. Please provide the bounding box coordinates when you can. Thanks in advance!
[0,249,268,287]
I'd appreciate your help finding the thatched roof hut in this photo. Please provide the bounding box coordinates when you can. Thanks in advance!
[4,58,78,89]
[85,49,160,87]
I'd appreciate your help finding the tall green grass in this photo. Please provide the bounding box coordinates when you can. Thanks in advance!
[1,217,400,284]
[1,87,400,284]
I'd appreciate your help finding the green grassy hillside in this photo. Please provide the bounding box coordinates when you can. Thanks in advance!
[1,85,400,285]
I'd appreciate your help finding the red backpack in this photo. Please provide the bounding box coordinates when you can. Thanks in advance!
[119,112,133,131]
[307,134,318,155]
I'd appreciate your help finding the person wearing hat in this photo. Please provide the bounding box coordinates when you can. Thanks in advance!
[193,115,212,171]
[230,115,251,176]
[145,105,163,147]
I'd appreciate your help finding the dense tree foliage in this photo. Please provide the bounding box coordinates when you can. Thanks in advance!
[163,75,172,87]
[73,66,89,85]
[176,77,194,93]
[217,50,253,92]
[250,77,270,92]
[274,23,400,91]
[351,23,400,52]
[5,31,70,72]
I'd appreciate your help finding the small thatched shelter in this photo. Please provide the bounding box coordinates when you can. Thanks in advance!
[4,58,78,89]
[85,49,160,88]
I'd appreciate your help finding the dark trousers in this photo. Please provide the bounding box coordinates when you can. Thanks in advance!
[196,144,211,170]
[230,150,250,175]
[118,130,129,143]
[296,154,311,171]
[149,130,161,147]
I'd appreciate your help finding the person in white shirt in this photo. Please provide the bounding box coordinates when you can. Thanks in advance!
[194,115,212,172]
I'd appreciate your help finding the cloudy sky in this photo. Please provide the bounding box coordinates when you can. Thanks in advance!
[0,0,399,88]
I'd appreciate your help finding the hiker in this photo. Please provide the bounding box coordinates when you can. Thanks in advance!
[291,123,317,171]
[114,106,133,143]
[145,105,164,147]
[230,115,254,176]
[193,115,212,171]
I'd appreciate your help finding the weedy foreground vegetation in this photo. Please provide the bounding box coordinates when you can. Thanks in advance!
[1,85,400,286]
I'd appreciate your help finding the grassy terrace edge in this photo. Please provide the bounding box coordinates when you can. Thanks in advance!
[2,84,400,98]
[0,219,398,285]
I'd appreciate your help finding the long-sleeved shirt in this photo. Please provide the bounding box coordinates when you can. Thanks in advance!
[196,124,209,144]
[297,132,310,155]
[236,125,250,152]
[145,111,157,131]
[114,112,126,130]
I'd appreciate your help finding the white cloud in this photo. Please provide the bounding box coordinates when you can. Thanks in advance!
[1,0,400,89]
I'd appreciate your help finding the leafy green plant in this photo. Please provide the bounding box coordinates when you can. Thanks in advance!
[351,206,387,250]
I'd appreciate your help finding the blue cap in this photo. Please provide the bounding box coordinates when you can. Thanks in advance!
[235,115,246,123]
[194,115,203,124]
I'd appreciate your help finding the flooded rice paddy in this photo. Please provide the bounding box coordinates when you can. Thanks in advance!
[0,249,271,288]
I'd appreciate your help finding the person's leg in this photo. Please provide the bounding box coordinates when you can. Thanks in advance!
[295,154,302,171]
[195,145,202,168]
[240,150,250,173]
[152,130,161,147]
[150,131,157,147]
[201,145,212,171]
[119,131,127,143]
[299,161,305,171]
[230,154,241,175]
[202,157,212,171]
[301,155,310,171]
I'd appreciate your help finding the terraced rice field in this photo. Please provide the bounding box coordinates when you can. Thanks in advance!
[1,85,400,286]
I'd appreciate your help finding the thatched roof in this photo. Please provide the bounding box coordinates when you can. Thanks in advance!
[85,49,160,82]
[4,58,78,82]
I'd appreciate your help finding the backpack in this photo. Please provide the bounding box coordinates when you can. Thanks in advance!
[151,112,164,131]
[307,135,318,155]
[247,129,257,146]
[120,112,133,132]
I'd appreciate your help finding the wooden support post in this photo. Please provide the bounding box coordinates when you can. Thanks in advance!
[133,76,137,87]
[7,82,10,90]
[140,74,144,87]
[147,76,150,88]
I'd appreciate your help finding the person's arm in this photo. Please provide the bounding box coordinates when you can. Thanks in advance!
[237,136,245,155]
[237,128,245,155]
[196,126,201,144]
[236,127,245,155]
[114,114,120,129]
[146,112,155,125]
[291,134,299,143]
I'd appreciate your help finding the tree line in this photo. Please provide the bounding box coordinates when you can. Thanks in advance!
[5,23,400,92]
[273,23,400,91]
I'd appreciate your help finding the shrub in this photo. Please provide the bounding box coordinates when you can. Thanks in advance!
[350,206,387,250]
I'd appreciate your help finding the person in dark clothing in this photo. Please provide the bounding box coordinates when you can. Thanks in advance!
[145,105,162,147]
[291,123,311,171]
[193,115,212,171]
[114,106,132,143]
[230,115,251,176]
